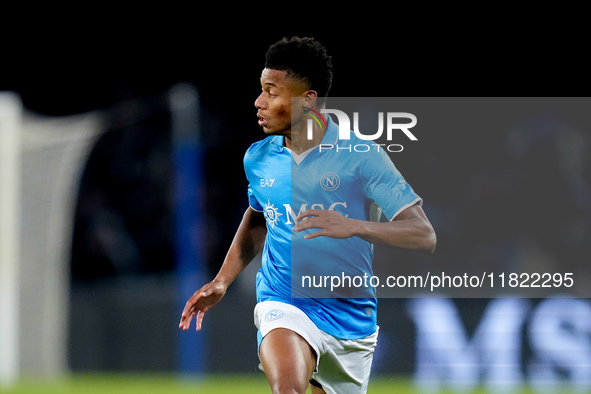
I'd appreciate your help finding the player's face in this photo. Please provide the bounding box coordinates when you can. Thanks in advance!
[255,68,308,136]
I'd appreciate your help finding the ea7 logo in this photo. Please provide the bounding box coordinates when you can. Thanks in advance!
[308,109,417,141]
[260,179,275,187]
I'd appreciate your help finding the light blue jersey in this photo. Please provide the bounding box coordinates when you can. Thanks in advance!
[245,116,421,339]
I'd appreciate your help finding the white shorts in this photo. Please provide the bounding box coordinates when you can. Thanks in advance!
[254,300,378,394]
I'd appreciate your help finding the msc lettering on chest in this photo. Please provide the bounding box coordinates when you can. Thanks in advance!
[283,202,348,225]
[262,200,349,227]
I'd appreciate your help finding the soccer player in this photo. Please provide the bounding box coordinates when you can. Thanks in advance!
[179,36,436,394]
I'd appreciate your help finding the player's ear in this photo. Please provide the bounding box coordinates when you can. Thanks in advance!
[304,91,318,108]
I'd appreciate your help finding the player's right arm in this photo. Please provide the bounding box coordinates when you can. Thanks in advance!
[179,206,267,331]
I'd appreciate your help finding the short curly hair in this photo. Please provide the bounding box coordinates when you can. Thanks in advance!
[264,36,333,98]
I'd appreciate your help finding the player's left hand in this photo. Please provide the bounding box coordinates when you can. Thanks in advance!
[293,209,357,240]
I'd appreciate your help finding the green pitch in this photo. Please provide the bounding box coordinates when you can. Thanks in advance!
[0,374,542,393]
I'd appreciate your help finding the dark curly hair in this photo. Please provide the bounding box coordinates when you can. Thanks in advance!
[264,36,333,99]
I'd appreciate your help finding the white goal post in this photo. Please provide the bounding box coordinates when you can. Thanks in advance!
[0,92,105,385]
[0,92,21,387]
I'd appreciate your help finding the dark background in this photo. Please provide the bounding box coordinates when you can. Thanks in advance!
[7,13,588,117]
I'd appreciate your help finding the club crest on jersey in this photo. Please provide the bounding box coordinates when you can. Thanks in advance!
[263,200,282,228]
[320,172,340,191]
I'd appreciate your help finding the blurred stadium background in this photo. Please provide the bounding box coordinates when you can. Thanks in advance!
[1,15,590,393]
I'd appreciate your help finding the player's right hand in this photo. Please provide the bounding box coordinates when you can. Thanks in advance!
[179,281,227,331]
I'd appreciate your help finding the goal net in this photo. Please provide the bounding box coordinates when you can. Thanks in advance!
[0,92,105,385]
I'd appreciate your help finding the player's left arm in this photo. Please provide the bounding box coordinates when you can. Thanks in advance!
[293,203,436,253]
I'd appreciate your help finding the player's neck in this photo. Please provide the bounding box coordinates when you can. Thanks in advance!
[285,113,327,155]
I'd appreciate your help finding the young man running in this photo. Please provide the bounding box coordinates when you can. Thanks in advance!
[179,36,436,394]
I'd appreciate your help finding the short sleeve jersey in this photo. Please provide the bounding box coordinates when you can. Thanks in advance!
[244,115,421,339]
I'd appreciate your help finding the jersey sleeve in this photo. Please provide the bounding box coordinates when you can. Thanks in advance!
[361,148,422,221]
[244,145,264,212]
[247,183,263,212]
